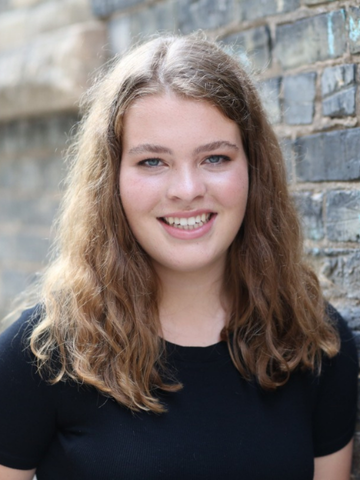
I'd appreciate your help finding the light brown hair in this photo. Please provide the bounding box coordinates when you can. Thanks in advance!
[28,33,338,412]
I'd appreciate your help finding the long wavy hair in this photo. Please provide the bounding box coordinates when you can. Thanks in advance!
[26,33,338,412]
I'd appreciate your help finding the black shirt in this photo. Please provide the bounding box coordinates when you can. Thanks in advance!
[0,305,358,479]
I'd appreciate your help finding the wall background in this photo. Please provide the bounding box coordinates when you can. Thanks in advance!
[0,0,359,475]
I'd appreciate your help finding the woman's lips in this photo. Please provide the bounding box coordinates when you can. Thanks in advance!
[158,213,217,239]
[161,212,213,230]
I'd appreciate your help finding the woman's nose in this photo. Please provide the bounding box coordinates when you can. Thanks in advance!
[166,165,207,202]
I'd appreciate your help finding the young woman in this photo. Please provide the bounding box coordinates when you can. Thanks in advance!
[0,34,357,480]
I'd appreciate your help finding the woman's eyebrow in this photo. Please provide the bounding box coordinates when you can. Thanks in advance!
[128,144,173,155]
[193,141,239,155]
[128,141,239,156]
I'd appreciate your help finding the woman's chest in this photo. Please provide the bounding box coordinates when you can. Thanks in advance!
[37,363,315,480]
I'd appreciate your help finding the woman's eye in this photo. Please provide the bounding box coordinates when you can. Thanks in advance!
[204,155,229,165]
[140,158,163,167]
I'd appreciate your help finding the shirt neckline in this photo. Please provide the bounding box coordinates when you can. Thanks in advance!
[164,339,229,364]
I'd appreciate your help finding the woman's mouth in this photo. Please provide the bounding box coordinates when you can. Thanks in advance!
[161,213,213,230]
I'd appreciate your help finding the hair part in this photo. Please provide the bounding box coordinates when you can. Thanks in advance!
[27,33,339,412]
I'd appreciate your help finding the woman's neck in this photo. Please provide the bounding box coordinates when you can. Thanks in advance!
[154,263,228,347]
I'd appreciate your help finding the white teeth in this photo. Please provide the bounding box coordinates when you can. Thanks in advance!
[163,213,212,229]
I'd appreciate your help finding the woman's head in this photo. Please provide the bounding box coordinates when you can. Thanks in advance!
[71,34,283,266]
[119,91,249,276]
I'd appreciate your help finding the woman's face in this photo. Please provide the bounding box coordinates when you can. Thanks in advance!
[119,93,249,276]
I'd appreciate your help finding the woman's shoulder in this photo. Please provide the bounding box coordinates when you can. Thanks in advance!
[0,305,43,366]
[311,303,358,457]
[325,303,358,369]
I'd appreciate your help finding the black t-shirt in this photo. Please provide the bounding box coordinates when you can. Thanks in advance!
[0,305,358,479]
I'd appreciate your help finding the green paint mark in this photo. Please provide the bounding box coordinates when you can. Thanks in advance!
[349,16,360,43]
[327,13,335,56]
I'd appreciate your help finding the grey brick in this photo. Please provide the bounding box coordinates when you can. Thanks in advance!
[275,10,347,69]
[348,7,360,54]
[222,26,271,72]
[353,432,360,478]
[326,190,360,242]
[258,77,281,124]
[321,64,356,117]
[292,191,324,240]
[284,73,316,125]
[322,64,355,96]
[337,304,360,330]
[0,154,65,192]
[108,15,132,55]
[91,0,144,17]
[280,138,293,183]
[322,86,356,117]
[0,233,50,263]
[0,195,60,226]
[322,251,360,300]
[0,114,78,156]
[109,0,177,54]
[294,128,360,182]
[0,0,9,14]
[0,269,37,299]
[239,0,299,22]
[177,0,236,34]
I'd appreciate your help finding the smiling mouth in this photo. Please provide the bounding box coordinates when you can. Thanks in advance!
[160,213,214,230]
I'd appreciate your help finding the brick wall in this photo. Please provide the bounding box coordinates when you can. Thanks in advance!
[0,0,359,475]
[0,0,107,323]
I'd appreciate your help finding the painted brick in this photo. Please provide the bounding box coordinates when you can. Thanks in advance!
[322,64,356,117]
[348,6,360,54]
[109,1,176,54]
[294,128,360,182]
[239,0,299,22]
[284,72,316,125]
[91,0,144,17]
[221,26,271,72]
[326,190,360,243]
[292,191,324,240]
[275,10,347,69]
[258,77,281,125]
[177,0,236,34]
[304,0,336,4]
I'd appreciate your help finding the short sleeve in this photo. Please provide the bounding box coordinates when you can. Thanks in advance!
[312,304,359,457]
[0,307,57,469]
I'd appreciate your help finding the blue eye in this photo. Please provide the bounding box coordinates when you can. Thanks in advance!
[205,155,229,164]
[141,158,162,167]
